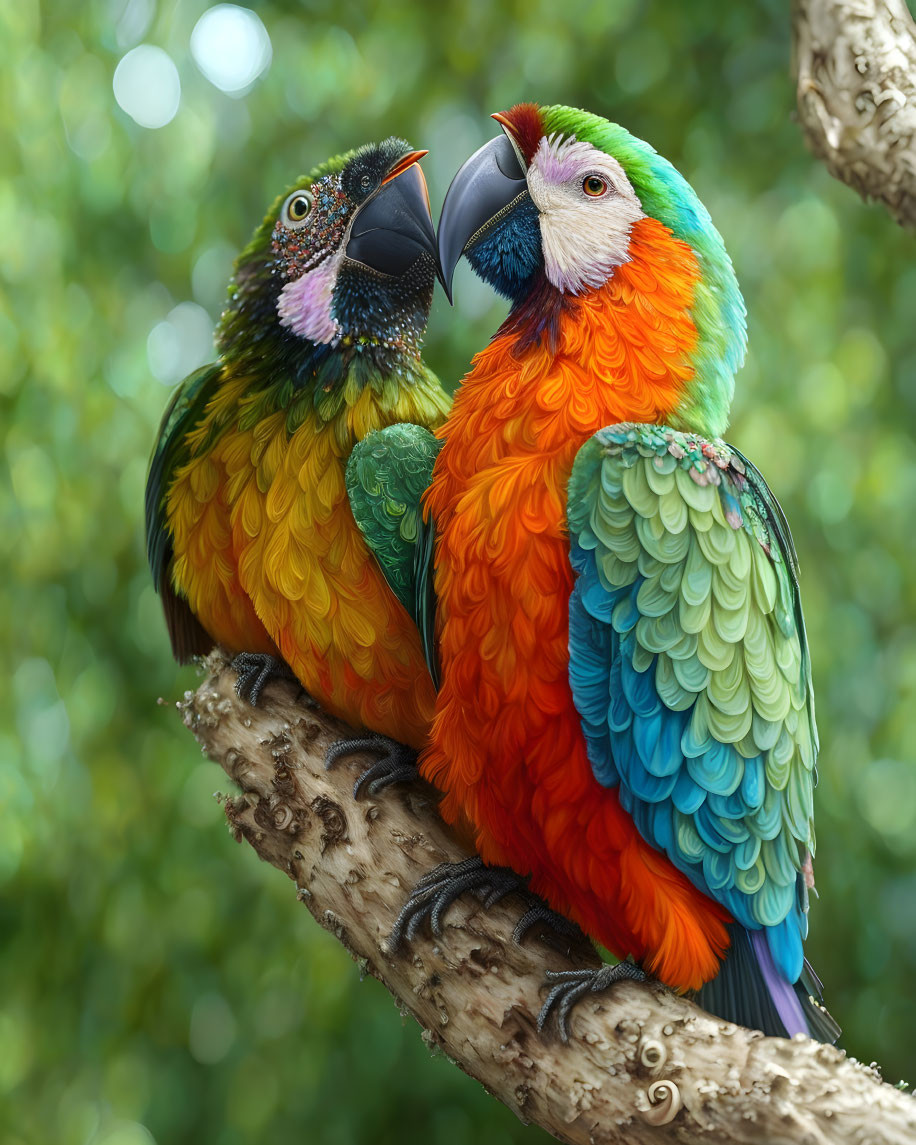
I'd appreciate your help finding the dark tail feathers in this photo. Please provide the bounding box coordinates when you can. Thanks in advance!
[695,924,840,1043]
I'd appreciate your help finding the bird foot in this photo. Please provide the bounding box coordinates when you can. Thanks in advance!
[538,961,649,1042]
[389,856,525,948]
[389,856,583,953]
[513,901,586,947]
[231,653,296,706]
[325,733,418,799]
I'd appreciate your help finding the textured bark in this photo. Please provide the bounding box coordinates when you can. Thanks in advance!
[793,0,916,227]
[180,653,916,1144]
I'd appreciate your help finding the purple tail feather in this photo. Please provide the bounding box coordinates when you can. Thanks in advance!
[695,924,840,1043]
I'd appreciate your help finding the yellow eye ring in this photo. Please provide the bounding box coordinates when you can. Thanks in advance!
[282,190,313,226]
[582,175,608,198]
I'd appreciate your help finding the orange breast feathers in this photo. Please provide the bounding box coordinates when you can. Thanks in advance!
[422,217,731,989]
[166,379,437,750]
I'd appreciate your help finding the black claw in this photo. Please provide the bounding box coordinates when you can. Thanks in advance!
[391,856,589,957]
[358,762,419,799]
[325,734,419,800]
[389,857,528,950]
[537,962,649,1042]
[513,903,585,947]
[482,884,511,910]
[232,653,295,706]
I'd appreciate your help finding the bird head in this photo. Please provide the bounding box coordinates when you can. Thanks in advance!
[218,139,437,377]
[437,104,747,434]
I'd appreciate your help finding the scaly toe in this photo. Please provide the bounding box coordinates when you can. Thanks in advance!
[538,961,649,1042]
[325,734,418,800]
[232,653,294,706]
[389,858,527,949]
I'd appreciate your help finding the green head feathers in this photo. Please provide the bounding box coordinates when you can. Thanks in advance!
[539,105,747,436]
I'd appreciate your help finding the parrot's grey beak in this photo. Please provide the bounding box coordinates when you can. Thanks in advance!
[435,133,528,303]
[346,153,438,277]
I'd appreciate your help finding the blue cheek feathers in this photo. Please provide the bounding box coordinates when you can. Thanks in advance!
[465,197,542,303]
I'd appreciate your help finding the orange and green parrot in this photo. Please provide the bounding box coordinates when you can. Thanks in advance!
[356,104,839,1042]
[145,139,450,776]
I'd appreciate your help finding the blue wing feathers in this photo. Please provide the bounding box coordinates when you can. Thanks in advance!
[767,912,805,982]
[567,577,617,786]
[703,849,734,892]
[686,738,743,796]
[566,423,817,991]
[708,788,748,819]
[647,711,685,777]
[672,770,706,814]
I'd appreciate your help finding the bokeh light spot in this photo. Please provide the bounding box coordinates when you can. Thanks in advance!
[190,5,272,94]
[94,1121,157,1145]
[0,1011,32,1090]
[112,45,180,129]
[147,302,214,386]
[113,0,154,49]
[189,992,238,1064]
[860,760,916,842]
[191,242,237,313]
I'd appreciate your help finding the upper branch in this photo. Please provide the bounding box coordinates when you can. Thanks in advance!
[793,0,916,227]
[180,654,916,1144]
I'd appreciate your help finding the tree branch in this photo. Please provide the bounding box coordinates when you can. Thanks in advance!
[179,653,916,1144]
[793,0,916,227]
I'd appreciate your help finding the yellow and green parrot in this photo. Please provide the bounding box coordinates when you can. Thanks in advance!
[145,139,450,775]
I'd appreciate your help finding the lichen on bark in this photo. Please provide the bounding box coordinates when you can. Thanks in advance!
[793,0,916,227]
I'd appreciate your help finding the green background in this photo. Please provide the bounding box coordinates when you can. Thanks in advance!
[3,1,915,1142]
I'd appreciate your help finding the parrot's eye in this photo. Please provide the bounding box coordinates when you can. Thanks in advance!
[282,191,314,226]
[360,174,372,190]
[582,175,609,198]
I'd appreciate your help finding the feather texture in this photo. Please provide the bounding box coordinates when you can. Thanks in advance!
[162,363,448,747]
[346,423,441,684]
[422,218,734,991]
[424,102,834,1037]
[566,423,816,982]
[145,141,449,747]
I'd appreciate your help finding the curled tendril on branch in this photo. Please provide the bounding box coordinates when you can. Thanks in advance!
[641,1079,682,1126]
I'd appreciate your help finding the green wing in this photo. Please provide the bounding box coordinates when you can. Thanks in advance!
[144,363,221,661]
[566,423,817,982]
[346,423,441,685]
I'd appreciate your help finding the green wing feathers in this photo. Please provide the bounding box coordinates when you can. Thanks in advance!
[346,423,441,682]
[144,363,222,661]
[566,423,816,981]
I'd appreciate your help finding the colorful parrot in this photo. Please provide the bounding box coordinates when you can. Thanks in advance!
[145,139,449,766]
[357,104,839,1042]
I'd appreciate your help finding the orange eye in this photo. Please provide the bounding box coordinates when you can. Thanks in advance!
[583,175,608,197]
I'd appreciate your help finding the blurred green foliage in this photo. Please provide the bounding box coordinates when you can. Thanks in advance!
[2,0,915,1141]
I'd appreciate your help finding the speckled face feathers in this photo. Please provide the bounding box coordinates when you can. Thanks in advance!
[270,148,413,348]
[271,172,352,282]
[218,138,437,371]
[272,173,352,345]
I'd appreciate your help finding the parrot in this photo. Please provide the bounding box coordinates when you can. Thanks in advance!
[356,104,839,1042]
[145,139,450,774]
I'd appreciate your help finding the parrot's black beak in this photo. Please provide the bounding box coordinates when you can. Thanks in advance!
[346,152,438,277]
[435,134,529,303]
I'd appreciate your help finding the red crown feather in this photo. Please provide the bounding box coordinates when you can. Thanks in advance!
[491,103,543,165]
